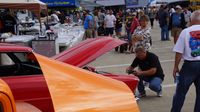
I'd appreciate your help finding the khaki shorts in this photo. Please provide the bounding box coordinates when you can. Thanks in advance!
[171,27,182,38]
[84,29,93,39]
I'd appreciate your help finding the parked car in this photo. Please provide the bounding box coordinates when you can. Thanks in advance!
[0,37,139,111]
[0,55,140,111]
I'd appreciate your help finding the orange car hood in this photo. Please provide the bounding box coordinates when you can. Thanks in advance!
[35,53,140,112]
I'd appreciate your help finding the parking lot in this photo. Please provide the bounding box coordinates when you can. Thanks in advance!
[89,22,196,112]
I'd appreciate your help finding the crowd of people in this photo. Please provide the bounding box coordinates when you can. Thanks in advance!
[81,5,193,53]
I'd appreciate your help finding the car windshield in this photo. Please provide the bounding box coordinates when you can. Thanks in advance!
[0,52,42,76]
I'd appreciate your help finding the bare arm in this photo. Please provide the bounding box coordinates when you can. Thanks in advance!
[173,52,182,78]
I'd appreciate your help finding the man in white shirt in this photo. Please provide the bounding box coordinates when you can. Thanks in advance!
[183,7,192,27]
[51,11,60,24]
[104,10,116,36]
[171,10,200,112]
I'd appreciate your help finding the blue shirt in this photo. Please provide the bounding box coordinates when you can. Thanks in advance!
[172,13,181,27]
[84,15,93,29]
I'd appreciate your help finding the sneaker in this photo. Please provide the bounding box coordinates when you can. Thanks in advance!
[137,93,146,98]
[135,96,140,101]
[157,90,162,97]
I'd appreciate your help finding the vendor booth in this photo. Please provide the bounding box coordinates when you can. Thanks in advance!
[0,0,48,34]
[0,0,47,20]
[0,0,85,57]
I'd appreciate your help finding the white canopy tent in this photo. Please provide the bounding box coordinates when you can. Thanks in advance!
[0,0,48,32]
[0,0,47,18]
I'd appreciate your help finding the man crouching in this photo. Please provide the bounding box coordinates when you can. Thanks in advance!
[126,45,165,98]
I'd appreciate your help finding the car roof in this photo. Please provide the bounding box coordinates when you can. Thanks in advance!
[0,43,32,52]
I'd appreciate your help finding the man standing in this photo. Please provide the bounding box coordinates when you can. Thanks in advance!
[169,5,186,44]
[157,5,170,41]
[126,45,164,98]
[183,7,192,27]
[171,10,200,112]
[83,10,94,39]
[51,11,60,25]
[2,10,18,34]
[104,10,116,36]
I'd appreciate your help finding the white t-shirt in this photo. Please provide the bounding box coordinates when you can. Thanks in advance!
[173,25,200,61]
[184,10,192,23]
[51,14,60,23]
[104,14,116,28]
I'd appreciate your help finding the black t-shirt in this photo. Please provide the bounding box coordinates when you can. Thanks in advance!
[158,10,169,27]
[131,52,164,80]
[115,18,122,29]
[3,14,17,34]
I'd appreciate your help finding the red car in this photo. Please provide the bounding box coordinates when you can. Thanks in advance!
[0,37,139,111]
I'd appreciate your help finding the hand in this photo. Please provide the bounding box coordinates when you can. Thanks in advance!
[133,34,143,40]
[173,67,179,79]
[135,35,143,40]
[134,70,143,76]
[126,66,135,74]
[126,67,131,73]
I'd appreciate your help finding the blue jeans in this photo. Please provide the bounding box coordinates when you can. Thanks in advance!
[171,61,200,112]
[126,30,132,42]
[138,76,162,94]
[160,25,169,40]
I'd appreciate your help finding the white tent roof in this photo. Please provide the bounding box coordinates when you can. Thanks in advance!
[0,0,45,5]
[0,0,47,19]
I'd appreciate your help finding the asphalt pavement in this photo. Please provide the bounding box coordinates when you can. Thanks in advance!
[89,21,196,112]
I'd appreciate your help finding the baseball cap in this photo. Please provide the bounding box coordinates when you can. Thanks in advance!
[56,11,61,14]
[175,5,182,9]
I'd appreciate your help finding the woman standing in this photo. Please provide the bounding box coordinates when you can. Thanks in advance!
[126,13,140,53]
[148,7,156,28]
[132,15,152,51]
[115,13,123,36]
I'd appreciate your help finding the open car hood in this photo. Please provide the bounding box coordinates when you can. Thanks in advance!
[35,53,139,112]
[52,37,125,67]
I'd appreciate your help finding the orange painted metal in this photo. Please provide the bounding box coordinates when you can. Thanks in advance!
[0,79,16,112]
[35,53,140,112]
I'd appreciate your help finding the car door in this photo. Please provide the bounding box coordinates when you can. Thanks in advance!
[0,52,53,112]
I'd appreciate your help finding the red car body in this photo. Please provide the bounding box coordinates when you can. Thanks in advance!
[53,37,139,93]
[0,37,139,111]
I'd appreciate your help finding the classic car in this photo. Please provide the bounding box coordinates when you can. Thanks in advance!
[0,37,139,111]
[0,45,139,111]
[0,55,140,111]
